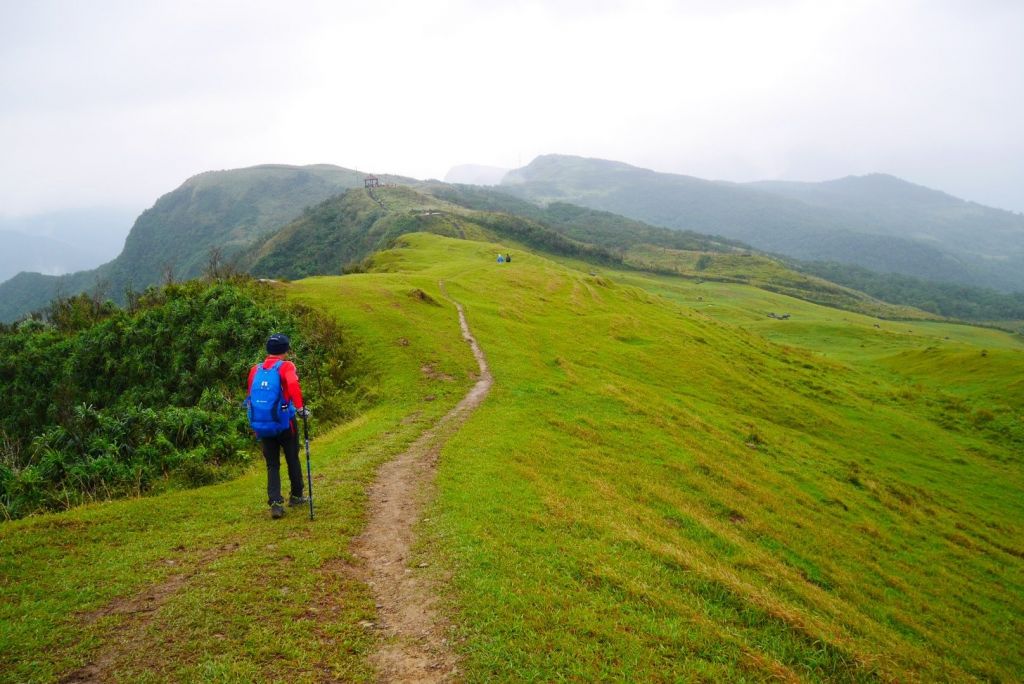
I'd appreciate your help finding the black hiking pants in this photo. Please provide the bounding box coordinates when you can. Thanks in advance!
[261,423,303,505]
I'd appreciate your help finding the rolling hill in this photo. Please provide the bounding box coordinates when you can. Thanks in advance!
[500,154,1024,291]
[239,184,922,322]
[3,231,1021,681]
[5,158,1020,330]
[0,165,411,322]
[239,185,624,281]
[2,160,1020,683]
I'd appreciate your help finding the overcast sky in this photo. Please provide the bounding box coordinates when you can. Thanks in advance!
[2,0,1022,220]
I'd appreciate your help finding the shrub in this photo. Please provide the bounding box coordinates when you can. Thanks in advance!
[0,278,357,519]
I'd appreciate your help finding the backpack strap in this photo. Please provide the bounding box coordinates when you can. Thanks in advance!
[271,360,287,416]
[264,360,284,422]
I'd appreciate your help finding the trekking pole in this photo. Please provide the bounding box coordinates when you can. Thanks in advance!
[301,412,314,520]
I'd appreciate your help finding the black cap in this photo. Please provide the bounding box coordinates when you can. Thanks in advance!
[266,333,290,355]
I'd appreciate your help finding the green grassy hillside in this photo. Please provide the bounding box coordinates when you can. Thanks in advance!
[406,235,1023,681]
[246,185,921,323]
[421,182,746,253]
[2,233,1021,681]
[242,186,476,279]
[623,244,930,321]
[241,185,624,280]
[426,180,1024,324]
[0,264,478,682]
[796,260,1024,325]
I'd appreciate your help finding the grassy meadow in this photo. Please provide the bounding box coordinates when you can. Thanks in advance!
[0,269,477,682]
[2,231,1022,681]
[397,234,1022,681]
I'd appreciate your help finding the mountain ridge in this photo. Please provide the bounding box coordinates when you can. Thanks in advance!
[500,154,1024,291]
[0,164,409,322]
[4,156,1022,325]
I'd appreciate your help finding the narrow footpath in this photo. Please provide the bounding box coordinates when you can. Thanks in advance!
[349,282,492,683]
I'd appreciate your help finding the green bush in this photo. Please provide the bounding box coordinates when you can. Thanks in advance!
[0,278,357,519]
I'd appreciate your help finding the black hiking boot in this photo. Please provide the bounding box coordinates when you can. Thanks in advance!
[288,495,309,507]
[270,502,285,519]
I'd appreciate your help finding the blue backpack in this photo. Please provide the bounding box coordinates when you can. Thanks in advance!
[246,361,295,437]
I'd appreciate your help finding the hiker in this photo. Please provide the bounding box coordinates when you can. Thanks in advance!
[505,253,512,263]
[246,333,310,519]
[497,254,505,263]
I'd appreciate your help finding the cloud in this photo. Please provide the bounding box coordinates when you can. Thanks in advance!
[1,0,1022,216]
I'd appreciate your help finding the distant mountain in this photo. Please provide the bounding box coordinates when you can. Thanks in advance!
[0,164,411,322]
[422,182,745,253]
[444,164,510,186]
[746,174,1024,258]
[0,230,97,282]
[501,155,1024,292]
[6,156,1018,325]
[0,207,136,283]
[0,207,135,264]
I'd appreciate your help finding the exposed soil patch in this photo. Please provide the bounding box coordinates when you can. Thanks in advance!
[348,281,492,683]
[409,288,441,306]
[421,362,455,382]
[61,542,241,683]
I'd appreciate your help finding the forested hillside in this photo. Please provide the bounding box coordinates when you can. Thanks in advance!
[501,154,1024,291]
[421,182,746,253]
[748,173,1024,257]
[0,165,409,323]
[798,260,1024,326]
[241,185,626,280]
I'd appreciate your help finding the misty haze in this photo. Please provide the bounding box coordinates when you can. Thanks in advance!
[2,2,1022,683]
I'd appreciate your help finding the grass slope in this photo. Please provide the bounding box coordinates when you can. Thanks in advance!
[249,185,924,324]
[241,186,622,281]
[623,244,930,321]
[0,270,477,682]
[3,233,1022,681]
[385,234,1020,681]
[428,180,1024,324]
[421,182,746,253]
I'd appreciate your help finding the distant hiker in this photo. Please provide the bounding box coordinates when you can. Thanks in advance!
[505,253,512,263]
[246,333,309,519]
[497,254,505,263]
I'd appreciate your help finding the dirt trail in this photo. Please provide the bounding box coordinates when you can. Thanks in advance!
[350,282,492,683]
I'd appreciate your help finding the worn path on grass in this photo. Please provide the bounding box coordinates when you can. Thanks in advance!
[349,282,492,683]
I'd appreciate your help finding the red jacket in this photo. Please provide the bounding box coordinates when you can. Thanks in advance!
[247,355,305,410]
